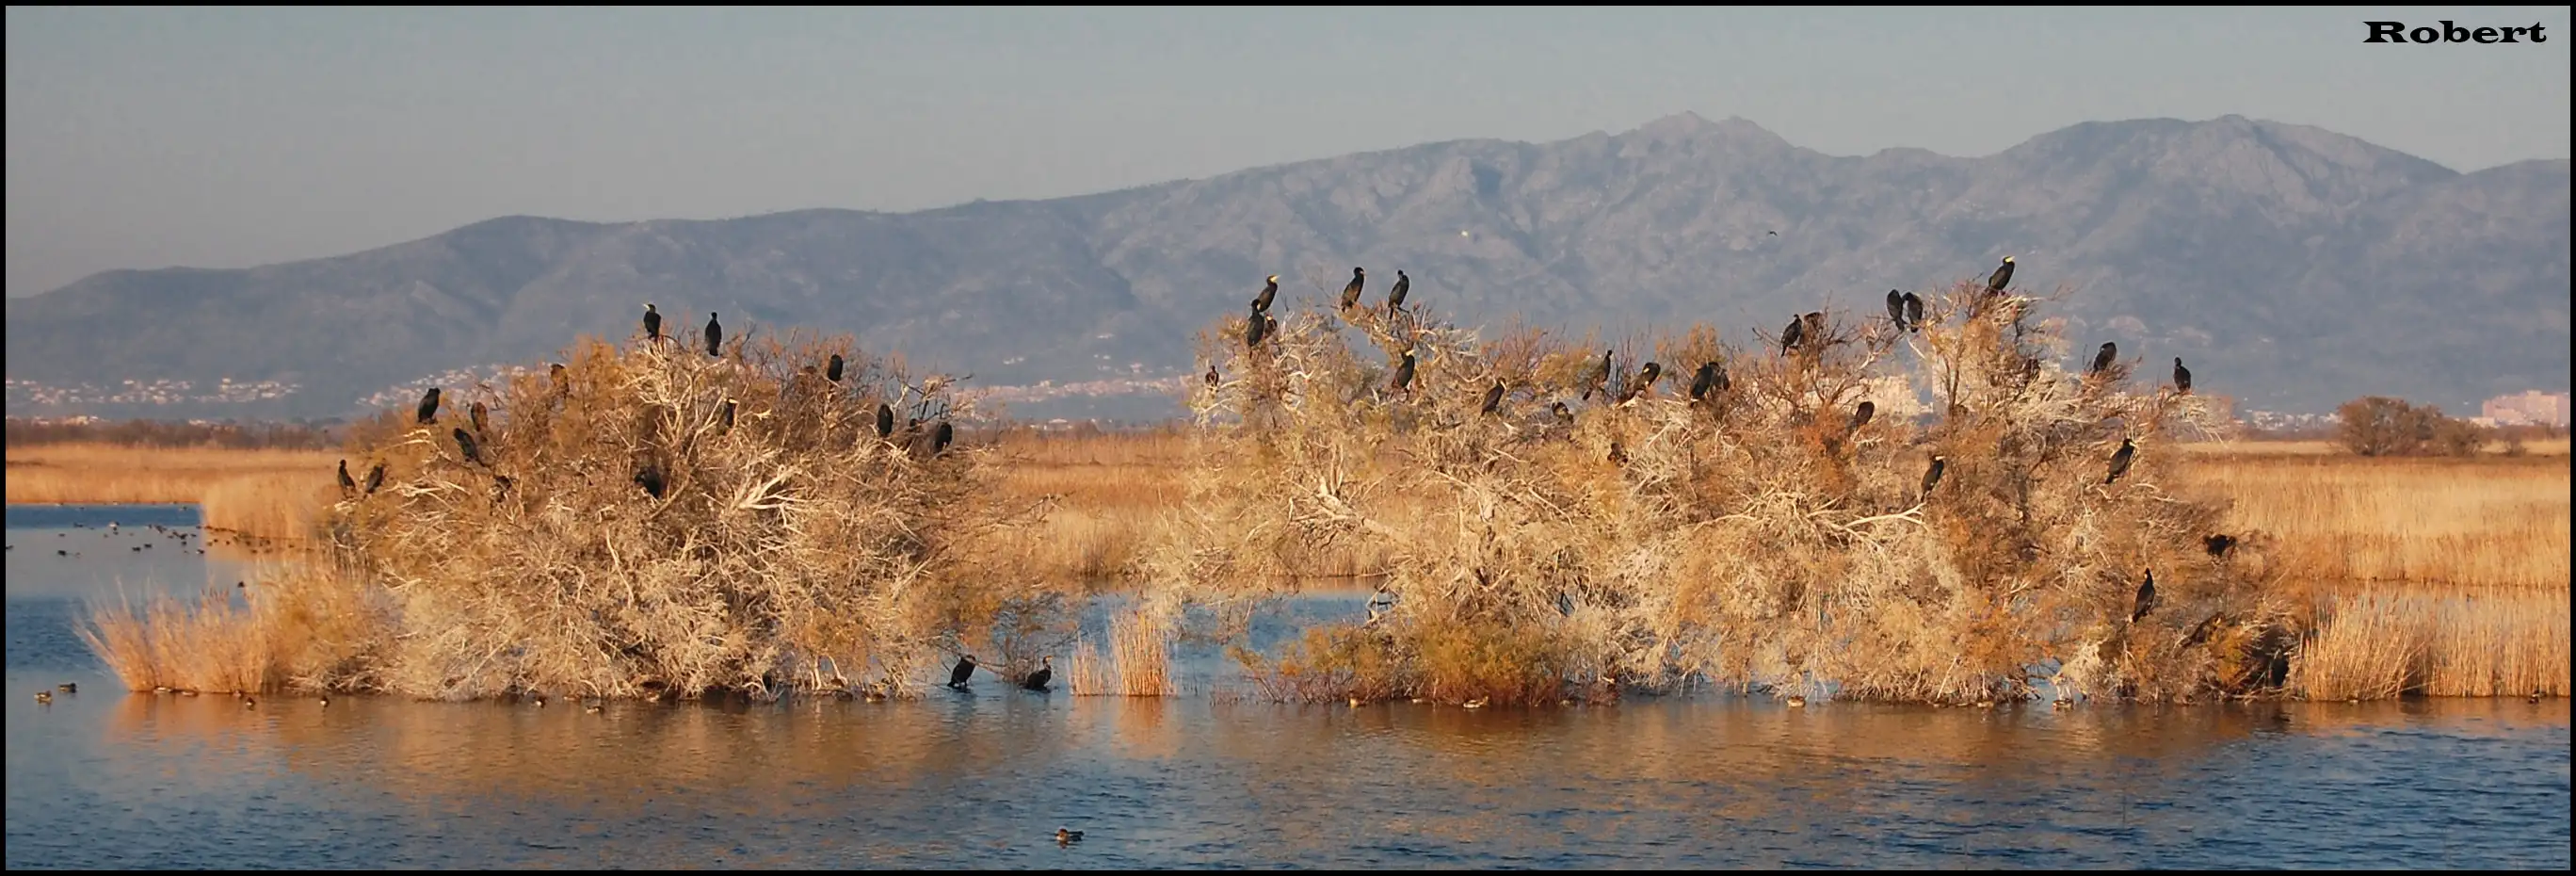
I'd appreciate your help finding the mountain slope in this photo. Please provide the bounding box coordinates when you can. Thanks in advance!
[7,113,2567,418]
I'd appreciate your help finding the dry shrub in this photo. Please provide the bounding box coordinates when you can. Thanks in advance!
[1154,280,2290,705]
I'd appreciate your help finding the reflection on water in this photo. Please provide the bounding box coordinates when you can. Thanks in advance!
[7,507,2573,868]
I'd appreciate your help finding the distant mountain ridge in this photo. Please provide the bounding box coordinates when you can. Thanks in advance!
[6,112,2567,418]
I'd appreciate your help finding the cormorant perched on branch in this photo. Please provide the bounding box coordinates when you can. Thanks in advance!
[1391,351,1417,394]
[1846,400,1876,434]
[876,402,895,440]
[1387,270,1410,315]
[704,313,723,358]
[1902,292,1924,333]
[1581,349,1613,401]
[947,655,979,689]
[1553,401,1575,430]
[1244,307,1268,349]
[1480,380,1506,415]
[827,354,845,383]
[635,465,667,500]
[362,462,386,495]
[1779,315,1805,354]
[1252,275,1279,314]
[470,401,490,438]
[416,387,442,425]
[2173,358,2192,394]
[2131,569,2157,624]
[1204,365,1220,388]
[2090,342,2117,376]
[452,428,483,465]
[1886,289,1907,331]
[1988,256,2016,295]
[718,400,736,434]
[642,302,662,344]
[932,421,955,456]
[2204,534,2237,558]
[2105,438,2136,484]
[1921,455,1946,500]
[337,460,357,496]
[1621,362,1662,403]
[1339,268,1366,311]
[1023,656,1055,691]
[1689,361,1719,402]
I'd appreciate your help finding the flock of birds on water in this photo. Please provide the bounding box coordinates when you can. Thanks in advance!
[1219,256,2223,638]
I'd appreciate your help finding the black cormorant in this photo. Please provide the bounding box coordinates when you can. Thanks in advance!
[643,303,662,344]
[1581,349,1613,401]
[470,401,490,438]
[1391,351,1417,393]
[2173,358,2192,394]
[1204,365,1220,387]
[2105,438,2136,484]
[1779,315,1805,354]
[1886,289,1907,331]
[704,313,723,358]
[1921,455,1946,500]
[2131,569,2157,624]
[416,387,442,425]
[719,399,736,434]
[452,428,482,465]
[363,462,386,495]
[877,402,896,440]
[1689,362,1718,401]
[1987,256,2016,295]
[1607,441,1628,465]
[1846,400,1876,434]
[2090,342,2117,376]
[337,460,357,495]
[1553,400,1574,426]
[2204,534,2236,557]
[1253,275,1279,314]
[1340,268,1366,311]
[1264,315,1278,342]
[1244,308,1267,349]
[933,420,954,456]
[1480,380,1505,415]
[1387,270,1410,314]
[635,465,667,500]
[1622,362,1661,403]
[1023,656,1054,691]
[828,354,845,383]
[948,655,979,689]
[1902,292,1924,332]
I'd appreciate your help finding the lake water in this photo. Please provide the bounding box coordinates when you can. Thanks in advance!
[8,504,2570,868]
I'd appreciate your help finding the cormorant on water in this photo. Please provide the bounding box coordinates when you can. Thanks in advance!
[1387,270,1411,315]
[337,460,357,495]
[1022,656,1055,691]
[2173,358,2192,394]
[947,655,979,689]
[1581,349,1613,401]
[1480,380,1506,415]
[1921,455,1946,500]
[1988,256,2016,295]
[1339,268,1367,311]
[1902,292,1924,332]
[2105,438,2136,484]
[1252,275,1279,314]
[363,462,386,495]
[704,313,723,358]
[642,303,662,344]
[2131,569,2157,624]
[2090,342,2117,376]
[1779,315,1806,354]
[416,387,443,425]
[452,428,483,465]
[827,354,845,383]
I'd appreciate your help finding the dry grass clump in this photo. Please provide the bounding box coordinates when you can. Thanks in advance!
[1065,609,1178,696]
[1152,280,2289,706]
[2293,585,2570,700]
[89,330,1043,701]
[79,559,385,694]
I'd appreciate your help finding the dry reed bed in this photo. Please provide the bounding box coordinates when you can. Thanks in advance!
[2293,585,2569,700]
[5,444,338,534]
[2182,455,2569,590]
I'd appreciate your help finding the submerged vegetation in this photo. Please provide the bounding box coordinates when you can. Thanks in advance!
[42,270,2570,706]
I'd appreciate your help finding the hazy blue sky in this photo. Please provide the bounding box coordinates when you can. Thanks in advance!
[7,7,2568,297]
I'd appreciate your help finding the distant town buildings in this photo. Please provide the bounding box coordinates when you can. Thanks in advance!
[6,377,299,408]
[2480,391,2570,428]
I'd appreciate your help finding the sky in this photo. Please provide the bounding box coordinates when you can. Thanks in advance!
[6,7,2569,298]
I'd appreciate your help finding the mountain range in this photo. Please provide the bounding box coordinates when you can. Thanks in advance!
[6,112,2568,420]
